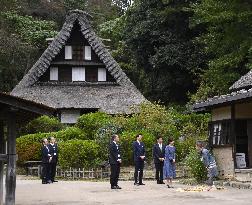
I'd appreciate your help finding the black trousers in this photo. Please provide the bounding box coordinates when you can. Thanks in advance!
[134,161,144,183]
[41,163,50,182]
[110,164,120,187]
[49,162,57,181]
[155,162,164,182]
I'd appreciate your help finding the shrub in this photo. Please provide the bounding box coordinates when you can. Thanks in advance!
[16,127,87,165]
[76,112,112,139]
[58,140,100,169]
[119,130,156,166]
[185,149,207,182]
[20,115,64,135]
[56,127,87,141]
[95,124,123,161]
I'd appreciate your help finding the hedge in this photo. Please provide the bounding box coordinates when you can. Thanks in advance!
[16,127,88,165]
[58,140,100,169]
[19,115,64,135]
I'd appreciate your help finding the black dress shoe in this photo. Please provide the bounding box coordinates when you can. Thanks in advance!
[111,186,117,189]
[52,180,58,182]
[157,181,160,184]
[116,185,122,189]
[160,181,165,184]
[134,183,139,186]
[139,183,145,185]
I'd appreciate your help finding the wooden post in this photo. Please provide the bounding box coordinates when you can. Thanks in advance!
[0,121,4,205]
[231,104,236,169]
[5,110,17,205]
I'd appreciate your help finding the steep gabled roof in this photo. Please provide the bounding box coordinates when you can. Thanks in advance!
[12,10,135,93]
[11,10,146,114]
[229,70,252,91]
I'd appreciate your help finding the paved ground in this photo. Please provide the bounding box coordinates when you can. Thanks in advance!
[4,179,252,205]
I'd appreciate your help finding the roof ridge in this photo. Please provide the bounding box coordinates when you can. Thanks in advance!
[12,9,138,95]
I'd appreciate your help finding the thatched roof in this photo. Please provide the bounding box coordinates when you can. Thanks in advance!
[192,68,252,112]
[229,70,252,91]
[191,89,252,112]
[11,10,146,114]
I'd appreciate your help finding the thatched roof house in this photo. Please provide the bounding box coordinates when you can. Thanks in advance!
[11,10,146,123]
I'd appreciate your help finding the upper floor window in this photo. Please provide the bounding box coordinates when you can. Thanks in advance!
[84,46,91,60]
[64,45,92,61]
[72,46,84,61]
[65,46,72,60]
[50,67,58,81]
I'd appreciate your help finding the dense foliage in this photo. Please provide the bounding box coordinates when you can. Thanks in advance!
[190,0,252,101]
[185,149,207,182]
[16,103,210,169]
[1,0,251,104]
[20,115,64,135]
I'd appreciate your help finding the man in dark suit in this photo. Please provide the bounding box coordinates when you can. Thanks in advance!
[133,134,145,185]
[41,138,52,184]
[48,136,58,183]
[109,134,122,189]
[153,136,165,184]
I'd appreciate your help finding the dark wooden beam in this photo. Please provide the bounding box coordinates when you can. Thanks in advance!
[5,111,17,205]
[230,104,236,169]
[0,154,7,161]
[0,93,56,116]
[0,121,4,205]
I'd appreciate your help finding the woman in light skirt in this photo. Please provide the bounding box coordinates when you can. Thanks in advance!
[163,139,176,188]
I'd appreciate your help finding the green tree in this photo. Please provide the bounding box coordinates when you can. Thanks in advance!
[120,0,205,105]
[190,0,252,102]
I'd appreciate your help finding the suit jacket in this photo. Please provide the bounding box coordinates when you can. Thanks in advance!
[133,141,145,162]
[48,143,58,163]
[153,143,165,164]
[41,145,50,163]
[109,142,121,165]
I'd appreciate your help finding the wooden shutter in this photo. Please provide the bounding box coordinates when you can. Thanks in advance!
[65,46,72,59]
[84,46,91,60]
[72,67,85,81]
[50,67,58,81]
[98,68,107,81]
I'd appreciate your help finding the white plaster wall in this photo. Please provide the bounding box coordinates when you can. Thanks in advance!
[211,106,231,121]
[213,146,234,179]
[61,110,80,124]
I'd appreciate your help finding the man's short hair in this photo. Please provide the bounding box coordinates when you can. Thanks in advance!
[111,134,118,141]
[135,133,142,139]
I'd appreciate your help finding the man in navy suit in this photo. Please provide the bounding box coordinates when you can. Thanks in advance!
[109,134,122,189]
[133,134,145,185]
[48,136,58,183]
[153,136,165,184]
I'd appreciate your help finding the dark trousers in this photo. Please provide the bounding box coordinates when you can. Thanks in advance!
[155,162,164,182]
[49,162,57,181]
[110,164,120,187]
[134,161,144,183]
[41,163,50,182]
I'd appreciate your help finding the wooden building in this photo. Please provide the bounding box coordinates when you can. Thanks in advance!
[0,92,56,205]
[192,70,252,179]
[11,10,146,124]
